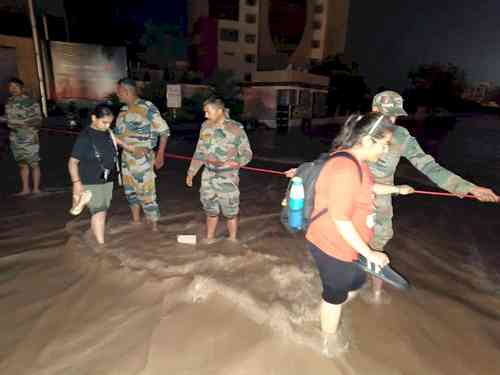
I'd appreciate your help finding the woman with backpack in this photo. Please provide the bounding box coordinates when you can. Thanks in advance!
[305,113,414,357]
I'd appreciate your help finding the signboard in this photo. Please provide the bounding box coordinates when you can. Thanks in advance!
[166,84,182,108]
[291,104,311,119]
[50,41,127,100]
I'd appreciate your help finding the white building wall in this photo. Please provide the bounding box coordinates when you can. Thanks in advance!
[216,0,260,80]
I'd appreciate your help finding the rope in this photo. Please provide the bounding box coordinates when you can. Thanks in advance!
[413,190,476,199]
[39,127,285,175]
[39,126,496,201]
[164,153,285,175]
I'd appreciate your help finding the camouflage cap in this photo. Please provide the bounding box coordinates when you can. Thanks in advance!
[372,91,407,116]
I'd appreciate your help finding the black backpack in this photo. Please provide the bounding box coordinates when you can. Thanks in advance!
[280,151,362,233]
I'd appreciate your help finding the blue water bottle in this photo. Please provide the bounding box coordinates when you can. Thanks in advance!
[288,177,305,230]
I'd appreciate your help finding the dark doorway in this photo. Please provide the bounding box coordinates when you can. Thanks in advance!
[0,46,18,108]
[0,46,17,158]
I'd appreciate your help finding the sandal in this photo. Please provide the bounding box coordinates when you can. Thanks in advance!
[355,255,410,290]
[69,190,92,216]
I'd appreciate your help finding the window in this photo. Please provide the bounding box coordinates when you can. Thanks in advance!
[246,0,257,6]
[245,34,256,44]
[314,5,324,13]
[245,14,256,24]
[311,40,320,49]
[313,92,328,118]
[244,73,252,82]
[220,28,239,42]
[312,21,322,30]
[277,89,290,106]
[245,54,256,63]
[276,90,297,106]
[299,90,311,106]
[209,0,239,21]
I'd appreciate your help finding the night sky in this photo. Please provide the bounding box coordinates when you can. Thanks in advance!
[136,0,500,92]
[6,0,497,92]
[346,0,500,91]
[63,0,187,44]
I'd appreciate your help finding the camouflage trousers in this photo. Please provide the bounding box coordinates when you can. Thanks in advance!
[121,150,160,221]
[10,130,40,166]
[369,194,394,251]
[200,168,240,218]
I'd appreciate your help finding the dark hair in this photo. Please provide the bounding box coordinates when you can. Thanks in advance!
[91,104,114,119]
[203,96,225,108]
[331,112,393,151]
[203,97,230,118]
[117,77,137,89]
[9,77,24,87]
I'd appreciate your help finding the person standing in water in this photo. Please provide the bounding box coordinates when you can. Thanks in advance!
[186,98,253,244]
[114,78,170,232]
[305,113,414,357]
[68,104,138,245]
[5,78,43,196]
[368,91,499,303]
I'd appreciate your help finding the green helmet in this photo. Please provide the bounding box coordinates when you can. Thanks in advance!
[372,91,407,116]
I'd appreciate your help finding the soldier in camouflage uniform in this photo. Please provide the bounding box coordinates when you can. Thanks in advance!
[5,78,43,195]
[368,90,498,302]
[186,98,253,244]
[114,78,170,231]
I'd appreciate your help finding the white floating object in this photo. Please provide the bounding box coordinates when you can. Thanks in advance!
[177,234,197,245]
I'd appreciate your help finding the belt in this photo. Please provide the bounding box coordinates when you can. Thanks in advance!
[206,165,236,173]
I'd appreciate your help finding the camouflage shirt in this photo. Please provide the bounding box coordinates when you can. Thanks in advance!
[369,125,476,195]
[5,94,42,135]
[188,118,253,176]
[114,98,170,150]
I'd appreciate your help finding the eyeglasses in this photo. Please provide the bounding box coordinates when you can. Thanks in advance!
[371,137,391,150]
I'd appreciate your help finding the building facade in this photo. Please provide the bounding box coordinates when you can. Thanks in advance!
[188,0,260,81]
[188,0,350,81]
[462,82,498,104]
[242,69,330,128]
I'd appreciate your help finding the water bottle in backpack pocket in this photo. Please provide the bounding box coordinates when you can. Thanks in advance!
[280,152,362,234]
[280,154,330,233]
[287,177,305,230]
